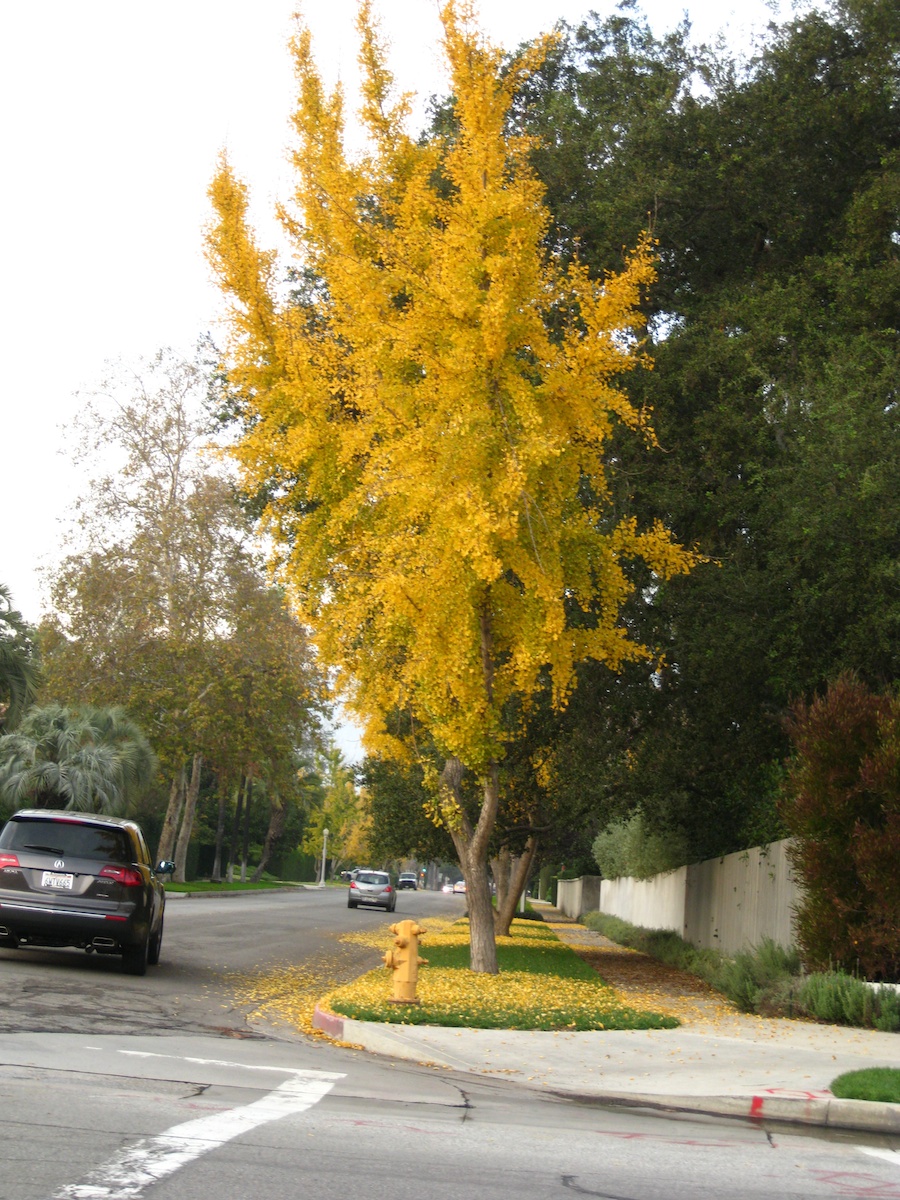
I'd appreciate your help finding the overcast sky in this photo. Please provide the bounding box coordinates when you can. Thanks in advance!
[0,0,785,757]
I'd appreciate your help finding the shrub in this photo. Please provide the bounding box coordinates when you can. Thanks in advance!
[712,940,802,1013]
[780,674,900,981]
[585,909,900,1030]
[795,973,900,1031]
[592,812,688,880]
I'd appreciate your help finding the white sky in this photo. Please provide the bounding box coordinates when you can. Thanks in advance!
[0,0,784,759]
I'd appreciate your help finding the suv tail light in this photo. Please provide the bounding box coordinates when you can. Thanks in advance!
[0,854,19,869]
[99,865,143,887]
[349,880,358,889]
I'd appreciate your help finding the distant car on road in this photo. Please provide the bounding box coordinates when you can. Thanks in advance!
[397,872,418,890]
[348,870,396,911]
[441,882,453,893]
[453,879,467,893]
[0,809,173,975]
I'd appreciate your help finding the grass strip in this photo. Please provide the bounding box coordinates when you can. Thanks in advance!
[831,1068,900,1103]
[323,917,679,1031]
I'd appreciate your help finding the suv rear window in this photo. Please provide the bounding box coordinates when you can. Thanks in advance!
[0,818,132,862]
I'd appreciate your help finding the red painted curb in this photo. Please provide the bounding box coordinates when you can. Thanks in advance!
[313,1004,346,1038]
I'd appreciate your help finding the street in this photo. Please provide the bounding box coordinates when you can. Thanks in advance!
[0,883,453,1038]
[2,888,900,1199]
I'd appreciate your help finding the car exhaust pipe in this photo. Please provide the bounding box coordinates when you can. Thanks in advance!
[91,936,117,949]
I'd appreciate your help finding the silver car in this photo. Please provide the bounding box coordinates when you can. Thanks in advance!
[347,870,396,911]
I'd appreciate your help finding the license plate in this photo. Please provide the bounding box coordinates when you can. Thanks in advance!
[41,871,74,890]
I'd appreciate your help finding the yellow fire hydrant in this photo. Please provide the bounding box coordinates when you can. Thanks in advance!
[383,919,427,1004]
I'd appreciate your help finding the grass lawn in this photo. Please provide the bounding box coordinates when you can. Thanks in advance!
[831,1068,900,1103]
[321,918,680,1032]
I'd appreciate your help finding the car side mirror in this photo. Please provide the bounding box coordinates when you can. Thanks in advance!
[155,860,176,875]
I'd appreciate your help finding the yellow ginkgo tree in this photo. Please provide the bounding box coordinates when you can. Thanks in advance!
[206,1,698,973]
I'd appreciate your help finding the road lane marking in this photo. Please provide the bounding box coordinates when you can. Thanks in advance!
[112,1048,319,1074]
[860,1148,900,1169]
[51,1069,343,1199]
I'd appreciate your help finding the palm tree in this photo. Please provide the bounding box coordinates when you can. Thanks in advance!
[0,585,40,730]
[0,704,156,815]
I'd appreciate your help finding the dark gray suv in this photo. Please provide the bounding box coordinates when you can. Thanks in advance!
[0,809,173,975]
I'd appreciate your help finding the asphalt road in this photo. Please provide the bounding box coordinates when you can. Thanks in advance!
[0,883,461,1037]
[3,887,900,1199]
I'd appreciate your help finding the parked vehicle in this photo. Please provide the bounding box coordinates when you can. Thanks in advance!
[0,809,173,975]
[397,872,418,890]
[348,870,395,911]
[453,879,467,893]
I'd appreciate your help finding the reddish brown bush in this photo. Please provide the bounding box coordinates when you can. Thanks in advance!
[781,674,900,981]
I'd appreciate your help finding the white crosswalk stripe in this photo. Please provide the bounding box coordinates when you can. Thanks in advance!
[51,1068,344,1200]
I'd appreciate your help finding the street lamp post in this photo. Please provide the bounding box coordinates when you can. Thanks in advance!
[318,828,329,887]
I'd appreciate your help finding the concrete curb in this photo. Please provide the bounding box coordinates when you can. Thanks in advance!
[556,1090,900,1135]
[166,886,311,900]
[311,1006,900,1134]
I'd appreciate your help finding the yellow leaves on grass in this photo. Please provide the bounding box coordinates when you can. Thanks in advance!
[322,918,679,1030]
[340,915,460,948]
[326,964,633,1026]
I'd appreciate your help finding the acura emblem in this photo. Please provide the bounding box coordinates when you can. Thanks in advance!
[54,859,65,869]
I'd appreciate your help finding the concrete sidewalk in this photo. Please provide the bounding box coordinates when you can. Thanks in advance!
[311,909,900,1135]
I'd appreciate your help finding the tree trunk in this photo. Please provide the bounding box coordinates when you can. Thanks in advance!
[490,845,511,915]
[226,773,247,883]
[173,753,203,883]
[442,755,500,974]
[156,768,185,863]
[493,835,539,937]
[240,772,254,882]
[462,831,498,973]
[211,781,228,882]
[251,789,285,882]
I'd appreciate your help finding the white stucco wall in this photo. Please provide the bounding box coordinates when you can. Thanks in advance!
[582,838,801,954]
[599,866,688,935]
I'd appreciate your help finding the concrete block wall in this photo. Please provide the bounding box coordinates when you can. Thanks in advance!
[599,865,688,936]
[556,875,603,919]
[561,838,801,954]
[682,839,798,955]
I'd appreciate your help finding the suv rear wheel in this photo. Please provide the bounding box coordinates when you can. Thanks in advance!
[147,917,163,966]
[122,934,149,976]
